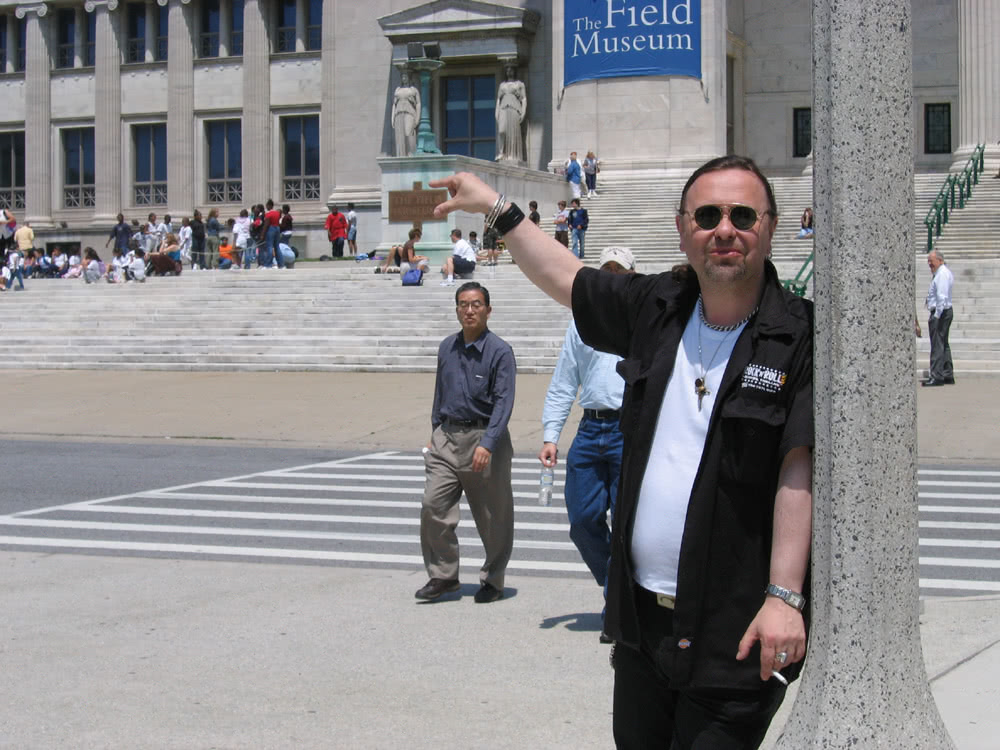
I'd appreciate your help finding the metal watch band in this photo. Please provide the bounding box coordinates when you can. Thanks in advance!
[492,202,525,236]
[765,583,806,611]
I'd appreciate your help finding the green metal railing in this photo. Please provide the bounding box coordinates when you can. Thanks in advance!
[923,143,985,253]
[782,251,814,297]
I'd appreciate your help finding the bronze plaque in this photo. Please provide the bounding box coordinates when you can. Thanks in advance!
[388,187,448,223]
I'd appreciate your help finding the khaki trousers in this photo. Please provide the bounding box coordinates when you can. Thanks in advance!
[420,423,514,589]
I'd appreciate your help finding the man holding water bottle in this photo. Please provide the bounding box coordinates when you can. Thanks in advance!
[538,247,635,637]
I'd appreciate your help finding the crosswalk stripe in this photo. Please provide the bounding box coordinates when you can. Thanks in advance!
[919,492,1000,501]
[68,504,570,531]
[919,469,1000,477]
[206,480,559,502]
[919,556,1000,569]
[919,480,1000,489]
[920,521,1000,531]
[0,536,590,572]
[921,538,1000,549]
[248,471,560,487]
[919,579,1000,593]
[0,518,579,551]
[919,505,1000,515]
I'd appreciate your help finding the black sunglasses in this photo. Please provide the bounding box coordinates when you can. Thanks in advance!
[685,204,770,231]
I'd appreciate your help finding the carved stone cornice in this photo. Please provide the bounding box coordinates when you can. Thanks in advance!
[15,3,49,18]
[84,0,119,12]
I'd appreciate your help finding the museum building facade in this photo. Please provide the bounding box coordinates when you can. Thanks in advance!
[0,0,994,255]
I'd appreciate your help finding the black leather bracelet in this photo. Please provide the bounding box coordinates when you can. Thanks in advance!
[492,202,525,236]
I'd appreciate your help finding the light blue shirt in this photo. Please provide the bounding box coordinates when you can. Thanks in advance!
[542,321,625,444]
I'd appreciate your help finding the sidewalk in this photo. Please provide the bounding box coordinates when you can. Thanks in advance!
[1,368,998,748]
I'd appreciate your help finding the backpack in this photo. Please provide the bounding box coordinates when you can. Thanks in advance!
[401,267,424,286]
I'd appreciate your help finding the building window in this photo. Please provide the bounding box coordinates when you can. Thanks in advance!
[125,3,145,63]
[0,132,25,210]
[925,103,951,155]
[134,123,167,206]
[156,4,168,61]
[442,75,496,160]
[56,8,75,69]
[230,0,244,55]
[86,11,96,66]
[793,107,812,158]
[275,0,295,52]
[0,17,8,71]
[16,16,25,71]
[281,115,319,201]
[63,128,95,208]
[200,0,220,58]
[306,0,321,51]
[206,120,242,203]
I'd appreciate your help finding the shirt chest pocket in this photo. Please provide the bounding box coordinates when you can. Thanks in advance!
[719,397,787,487]
[469,370,493,406]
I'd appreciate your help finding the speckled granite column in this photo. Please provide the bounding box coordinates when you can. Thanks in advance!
[775,2,956,747]
[954,0,1000,170]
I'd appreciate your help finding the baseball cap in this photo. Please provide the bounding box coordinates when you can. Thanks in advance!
[599,246,635,270]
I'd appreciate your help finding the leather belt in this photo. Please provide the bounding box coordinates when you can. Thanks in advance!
[443,417,489,429]
[583,408,621,421]
[638,586,676,610]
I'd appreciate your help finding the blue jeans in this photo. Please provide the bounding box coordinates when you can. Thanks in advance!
[266,225,283,268]
[565,415,623,586]
[571,228,586,259]
[5,268,24,289]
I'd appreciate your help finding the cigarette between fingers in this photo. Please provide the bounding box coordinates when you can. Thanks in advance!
[771,670,789,686]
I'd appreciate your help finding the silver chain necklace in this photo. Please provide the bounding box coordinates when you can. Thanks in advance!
[694,297,752,411]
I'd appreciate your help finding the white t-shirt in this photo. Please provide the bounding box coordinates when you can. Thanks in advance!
[452,238,476,262]
[179,225,193,253]
[631,309,747,597]
[232,217,251,248]
[129,258,146,281]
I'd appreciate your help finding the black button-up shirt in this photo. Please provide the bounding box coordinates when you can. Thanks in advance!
[431,328,516,453]
[572,260,814,690]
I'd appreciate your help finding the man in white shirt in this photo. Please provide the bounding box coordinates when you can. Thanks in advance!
[923,249,954,386]
[439,228,476,286]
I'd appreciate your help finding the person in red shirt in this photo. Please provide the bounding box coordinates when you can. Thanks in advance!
[324,205,348,257]
[263,199,285,268]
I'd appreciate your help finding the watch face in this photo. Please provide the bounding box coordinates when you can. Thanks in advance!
[788,592,805,609]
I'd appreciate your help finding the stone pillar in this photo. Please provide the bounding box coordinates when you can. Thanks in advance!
[73,6,85,67]
[294,0,305,52]
[954,0,1000,170]
[241,0,270,204]
[319,0,334,204]
[166,0,194,214]
[89,0,123,224]
[776,2,955,746]
[4,13,15,73]
[18,4,52,227]
[218,0,230,57]
[144,1,155,62]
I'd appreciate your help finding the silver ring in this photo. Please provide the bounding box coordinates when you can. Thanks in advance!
[775,651,788,664]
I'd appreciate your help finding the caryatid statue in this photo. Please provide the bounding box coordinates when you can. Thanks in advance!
[495,65,526,163]
[392,70,421,157]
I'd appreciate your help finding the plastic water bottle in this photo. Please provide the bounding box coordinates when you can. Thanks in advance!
[538,464,554,506]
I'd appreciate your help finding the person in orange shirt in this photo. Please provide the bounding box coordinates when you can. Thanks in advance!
[218,236,236,269]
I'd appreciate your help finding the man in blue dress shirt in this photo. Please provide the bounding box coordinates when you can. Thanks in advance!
[417,282,517,604]
[539,247,635,627]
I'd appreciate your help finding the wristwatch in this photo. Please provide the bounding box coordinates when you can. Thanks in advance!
[765,583,806,611]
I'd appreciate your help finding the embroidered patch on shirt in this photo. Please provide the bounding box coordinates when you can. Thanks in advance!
[741,363,787,394]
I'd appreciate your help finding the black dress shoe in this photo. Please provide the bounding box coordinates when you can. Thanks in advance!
[942,377,955,384]
[921,378,944,387]
[599,632,614,645]
[473,582,503,603]
[415,578,460,600]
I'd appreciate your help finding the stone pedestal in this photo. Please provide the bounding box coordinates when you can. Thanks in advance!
[375,156,565,262]
[953,0,1000,171]
[776,3,955,745]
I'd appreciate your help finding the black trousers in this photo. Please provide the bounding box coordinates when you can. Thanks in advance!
[612,588,786,750]
[928,308,954,381]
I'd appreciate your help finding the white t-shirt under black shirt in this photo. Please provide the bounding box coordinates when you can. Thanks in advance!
[631,307,747,597]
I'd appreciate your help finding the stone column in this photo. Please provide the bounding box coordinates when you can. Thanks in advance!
[18,3,52,227]
[73,6,85,67]
[144,1,155,62]
[165,0,194,214]
[776,2,955,746]
[241,0,271,203]
[954,0,1000,170]
[294,0,305,52]
[218,0,230,57]
[319,0,334,205]
[89,0,123,224]
[4,13,15,73]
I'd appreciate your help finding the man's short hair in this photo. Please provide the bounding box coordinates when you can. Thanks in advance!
[930,249,944,262]
[451,228,462,239]
[571,198,581,207]
[408,228,422,240]
[678,155,778,218]
[455,281,489,307]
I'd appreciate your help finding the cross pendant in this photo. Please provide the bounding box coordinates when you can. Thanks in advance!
[694,378,709,411]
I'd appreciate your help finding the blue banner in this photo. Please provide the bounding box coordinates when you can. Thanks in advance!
[564,0,701,86]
